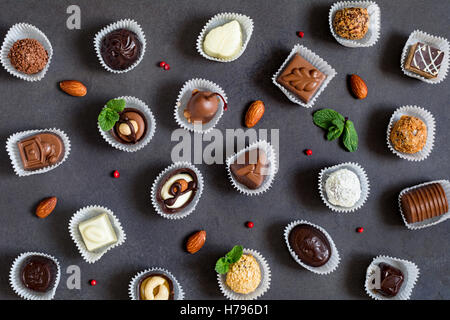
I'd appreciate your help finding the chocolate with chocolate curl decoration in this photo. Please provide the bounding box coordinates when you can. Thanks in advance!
[288,224,331,267]
[21,255,57,292]
[230,148,269,190]
[100,29,142,71]
[375,263,404,297]
[111,107,148,144]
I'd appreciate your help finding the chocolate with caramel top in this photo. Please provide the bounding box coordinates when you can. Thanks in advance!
[18,132,64,171]
[230,148,269,190]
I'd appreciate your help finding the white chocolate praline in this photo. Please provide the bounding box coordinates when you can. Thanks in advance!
[203,20,242,60]
[78,213,118,252]
[140,275,171,300]
[325,168,361,207]
[160,173,193,209]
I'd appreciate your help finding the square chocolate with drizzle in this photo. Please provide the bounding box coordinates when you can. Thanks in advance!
[404,42,444,79]
[277,53,326,103]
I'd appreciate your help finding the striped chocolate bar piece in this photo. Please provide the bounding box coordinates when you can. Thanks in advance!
[404,42,444,79]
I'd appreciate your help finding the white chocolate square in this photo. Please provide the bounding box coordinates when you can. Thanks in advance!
[78,213,118,252]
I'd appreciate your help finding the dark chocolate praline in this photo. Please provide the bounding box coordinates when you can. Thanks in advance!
[110,107,148,145]
[375,263,404,297]
[20,255,57,292]
[156,168,198,214]
[288,224,331,267]
[138,273,174,300]
[100,28,142,70]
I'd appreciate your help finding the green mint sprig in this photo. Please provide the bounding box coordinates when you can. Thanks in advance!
[313,108,358,152]
[215,245,243,274]
[98,99,126,131]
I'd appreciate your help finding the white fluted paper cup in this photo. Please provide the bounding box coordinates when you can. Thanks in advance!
[196,12,254,62]
[98,96,156,152]
[329,1,381,47]
[6,128,71,177]
[400,30,449,84]
[398,180,449,230]
[0,23,53,81]
[93,19,146,73]
[128,267,184,300]
[226,140,277,196]
[365,255,419,300]
[9,252,61,300]
[151,162,204,220]
[174,78,227,134]
[68,205,126,264]
[217,248,271,300]
[272,44,337,108]
[284,220,340,274]
[386,105,435,161]
[318,162,370,213]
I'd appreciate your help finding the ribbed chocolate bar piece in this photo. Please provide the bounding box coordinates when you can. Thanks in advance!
[401,183,448,223]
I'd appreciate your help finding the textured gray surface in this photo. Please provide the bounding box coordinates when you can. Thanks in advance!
[0,0,449,300]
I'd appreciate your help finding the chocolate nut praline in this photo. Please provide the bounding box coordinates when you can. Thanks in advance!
[21,255,57,293]
[288,224,331,267]
[110,107,148,144]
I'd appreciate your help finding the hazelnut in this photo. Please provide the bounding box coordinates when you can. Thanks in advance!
[119,120,138,136]
[173,179,188,193]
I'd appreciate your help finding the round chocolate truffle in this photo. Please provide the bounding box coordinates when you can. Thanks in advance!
[8,38,48,74]
[183,90,222,124]
[21,255,57,292]
[288,224,331,267]
[390,115,427,154]
[100,29,142,70]
[333,7,369,40]
[111,108,147,144]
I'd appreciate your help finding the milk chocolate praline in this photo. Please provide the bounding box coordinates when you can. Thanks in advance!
[100,28,142,70]
[111,108,148,144]
[156,168,198,214]
[184,90,226,124]
[288,224,331,267]
[230,148,270,190]
[21,255,57,292]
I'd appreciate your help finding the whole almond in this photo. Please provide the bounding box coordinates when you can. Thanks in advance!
[349,74,368,99]
[59,80,87,97]
[36,197,57,218]
[245,100,265,128]
[186,230,206,254]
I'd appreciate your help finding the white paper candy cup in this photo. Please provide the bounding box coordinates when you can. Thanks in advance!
[196,12,254,62]
[318,162,370,213]
[9,252,61,300]
[68,205,126,264]
[174,78,227,134]
[365,255,419,300]
[226,140,277,196]
[400,30,449,84]
[98,96,156,152]
[272,44,337,108]
[217,248,271,300]
[328,1,381,48]
[128,267,184,300]
[6,128,71,177]
[0,23,53,81]
[93,19,146,73]
[284,220,340,274]
[151,162,204,220]
[386,105,435,161]
[398,180,450,230]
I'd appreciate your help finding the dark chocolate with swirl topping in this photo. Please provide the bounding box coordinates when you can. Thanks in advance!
[288,224,331,267]
[156,168,198,214]
[100,28,142,70]
[21,255,57,292]
[111,107,148,144]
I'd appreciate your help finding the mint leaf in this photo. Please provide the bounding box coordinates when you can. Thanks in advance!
[226,245,243,263]
[313,109,345,129]
[98,108,120,131]
[343,120,358,152]
[326,118,344,141]
[215,257,230,274]
[106,99,126,113]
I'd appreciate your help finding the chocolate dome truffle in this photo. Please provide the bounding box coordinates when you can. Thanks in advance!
[8,38,48,74]
[183,90,226,124]
[111,108,147,144]
[288,224,331,267]
[21,255,57,292]
[333,7,369,40]
[390,115,427,154]
[100,29,142,70]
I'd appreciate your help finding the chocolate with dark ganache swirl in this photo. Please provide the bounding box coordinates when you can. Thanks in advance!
[100,28,142,70]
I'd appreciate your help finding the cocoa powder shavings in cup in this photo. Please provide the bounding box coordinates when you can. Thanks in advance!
[8,38,48,74]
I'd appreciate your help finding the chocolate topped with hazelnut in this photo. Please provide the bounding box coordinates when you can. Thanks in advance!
[111,108,147,144]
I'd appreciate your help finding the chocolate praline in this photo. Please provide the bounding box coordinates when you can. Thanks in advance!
[183,90,226,124]
[288,224,331,267]
[230,148,270,190]
[110,108,148,144]
[375,263,404,297]
[100,28,142,70]
[21,255,57,292]
[138,273,174,300]
[156,168,198,214]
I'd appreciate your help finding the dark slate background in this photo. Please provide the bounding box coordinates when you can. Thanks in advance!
[0,0,448,300]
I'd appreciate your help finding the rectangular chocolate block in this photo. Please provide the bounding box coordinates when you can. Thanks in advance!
[404,42,444,79]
